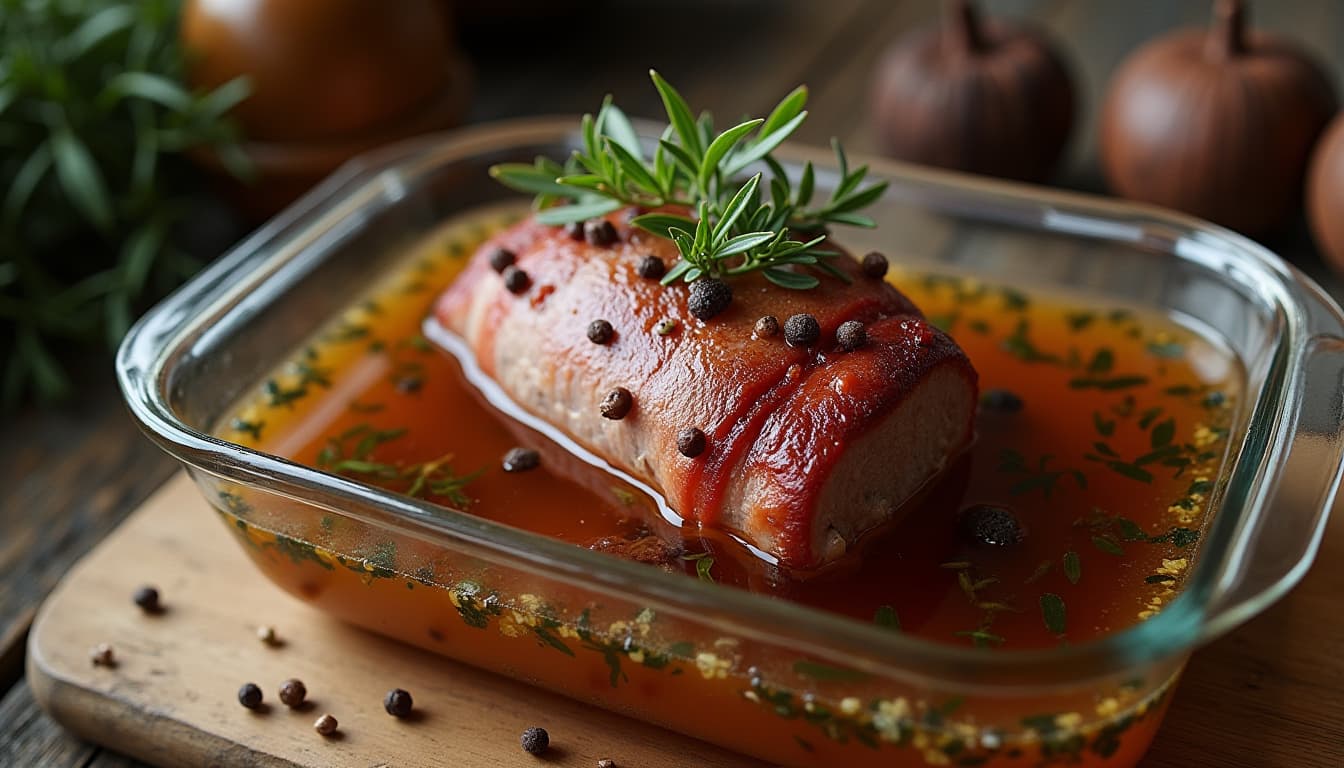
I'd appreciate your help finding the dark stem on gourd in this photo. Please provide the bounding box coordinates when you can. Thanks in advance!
[944,0,985,55]
[1206,0,1246,60]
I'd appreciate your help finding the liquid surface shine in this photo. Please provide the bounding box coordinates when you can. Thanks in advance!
[219,205,1241,650]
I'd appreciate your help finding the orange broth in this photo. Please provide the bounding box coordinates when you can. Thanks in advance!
[212,206,1239,766]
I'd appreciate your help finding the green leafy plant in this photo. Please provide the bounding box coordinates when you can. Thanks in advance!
[490,70,887,291]
[1,0,250,407]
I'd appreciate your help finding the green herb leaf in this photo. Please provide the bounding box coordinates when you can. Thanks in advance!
[695,556,715,583]
[1093,412,1116,437]
[1063,551,1081,584]
[1069,375,1150,391]
[51,129,114,232]
[793,660,871,682]
[1105,461,1153,483]
[699,119,762,192]
[1066,312,1095,331]
[61,6,137,58]
[1025,560,1052,584]
[196,76,252,119]
[762,267,820,290]
[873,605,901,630]
[1086,348,1114,374]
[534,198,622,225]
[100,71,193,111]
[533,624,576,657]
[650,69,703,159]
[489,72,879,292]
[1040,593,1067,635]
[1091,536,1125,556]
[597,97,642,160]
[1150,418,1176,449]
[1116,518,1148,542]
[489,163,577,198]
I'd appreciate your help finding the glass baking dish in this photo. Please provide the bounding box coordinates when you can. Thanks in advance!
[118,118,1344,767]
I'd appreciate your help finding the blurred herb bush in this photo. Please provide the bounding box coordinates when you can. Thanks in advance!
[1,0,250,408]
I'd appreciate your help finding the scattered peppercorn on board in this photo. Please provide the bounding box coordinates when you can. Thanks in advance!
[23,472,1344,767]
[25,474,759,768]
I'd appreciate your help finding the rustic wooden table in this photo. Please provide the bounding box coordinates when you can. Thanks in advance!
[4,1,1344,765]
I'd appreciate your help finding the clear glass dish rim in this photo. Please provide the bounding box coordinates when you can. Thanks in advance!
[117,116,1344,691]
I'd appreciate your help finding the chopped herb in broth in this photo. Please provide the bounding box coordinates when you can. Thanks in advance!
[218,207,1239,652]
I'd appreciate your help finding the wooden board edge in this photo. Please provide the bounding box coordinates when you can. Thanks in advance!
[22,476,297,768]
[26,646,299,768]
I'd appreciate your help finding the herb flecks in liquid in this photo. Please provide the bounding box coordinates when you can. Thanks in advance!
[219,224,1239,651]
[209,208,1235,765]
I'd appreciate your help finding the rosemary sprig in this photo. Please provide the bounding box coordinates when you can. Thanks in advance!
[490,70,888,290]
[1,0,250,408]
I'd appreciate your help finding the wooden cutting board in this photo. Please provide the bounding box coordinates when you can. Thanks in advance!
[26,473,1344,767]
[25,474,758,768]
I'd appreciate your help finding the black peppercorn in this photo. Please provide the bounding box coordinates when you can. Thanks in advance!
[677,427,707,458]
[90,643,115,667]
[502,265,531,294]
[861,251,889,279]
[521,726,550,755]
[587,319,615,345]
[238,682,263,710]
[636,254,666,279]
[600,387,633,420]
[688,278,732,320]
[564,221,585,241]
[584,219,619,246]
[279,679,307,708]
[784,314,821,347]
[980,389,1024,414]
[488,247,517,273]
[502,447,541,473]
[754,315,779,338]
[132,585,161,613]
[836,320,867,351]
[383,688,414,718]
[961,504,1024,547]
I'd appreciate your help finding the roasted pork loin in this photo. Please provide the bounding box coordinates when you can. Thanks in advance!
[433,209,977,571]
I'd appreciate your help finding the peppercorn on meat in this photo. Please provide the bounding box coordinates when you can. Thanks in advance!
[431,209,978,570]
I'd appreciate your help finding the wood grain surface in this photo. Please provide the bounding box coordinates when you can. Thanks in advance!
[28,475,760,768]
[5,1,1344,765]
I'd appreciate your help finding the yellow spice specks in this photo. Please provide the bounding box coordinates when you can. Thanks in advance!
[497,617,524,638]
[922,748,951,765]
[1054,712,1083,730]
[1193,425,1219,447]
[695,652,730,680]
[1161,558,1188,573]
[871,698,910,742]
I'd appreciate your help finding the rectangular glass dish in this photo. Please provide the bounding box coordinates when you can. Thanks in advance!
[118,118,1344,767]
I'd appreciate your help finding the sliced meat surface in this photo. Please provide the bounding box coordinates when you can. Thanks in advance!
[432,208,977,571]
